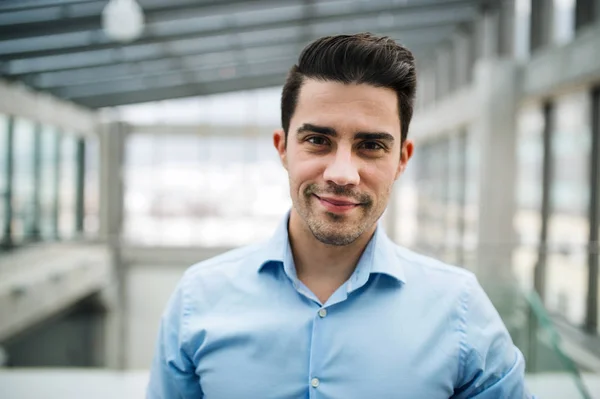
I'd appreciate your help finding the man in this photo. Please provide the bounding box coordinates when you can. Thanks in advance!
[148,33,533,398]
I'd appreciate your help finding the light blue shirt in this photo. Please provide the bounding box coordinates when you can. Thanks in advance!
[148,213,532,398]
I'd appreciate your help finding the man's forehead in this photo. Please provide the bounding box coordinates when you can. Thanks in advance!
[293,79,401,135]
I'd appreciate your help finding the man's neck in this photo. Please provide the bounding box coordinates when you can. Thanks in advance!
[288,209,375,303]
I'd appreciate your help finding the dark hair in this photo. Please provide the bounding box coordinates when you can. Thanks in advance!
[281,33,417,143]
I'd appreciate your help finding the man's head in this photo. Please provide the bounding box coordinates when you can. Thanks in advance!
[274,33,416,246]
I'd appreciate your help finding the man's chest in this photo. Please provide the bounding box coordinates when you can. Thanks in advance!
[188,303,459,399]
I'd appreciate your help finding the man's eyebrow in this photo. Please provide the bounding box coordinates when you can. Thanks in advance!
[355,132,395,143]
[297,124,395,143]
[296,123,337,136]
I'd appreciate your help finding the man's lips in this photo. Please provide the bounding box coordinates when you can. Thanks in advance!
[314,195,361,206]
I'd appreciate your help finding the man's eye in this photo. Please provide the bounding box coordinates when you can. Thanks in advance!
[360,141,384,151]
[307,136,328,146]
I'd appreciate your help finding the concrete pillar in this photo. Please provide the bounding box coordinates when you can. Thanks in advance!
[98,121,127,369]
[415,75,425,112]
[99,121,126,244]
[434,46,452,100]
[530,0,554,52]
[445,43,457,94]
[418,63,436,108]
[476,7,500,60]
[473,59,520,288]
[452,27,472,89]
[425,66,436,107]
[498,0,517,57]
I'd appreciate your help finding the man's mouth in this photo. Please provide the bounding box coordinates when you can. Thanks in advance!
[315,195,359,206]
[314,194,361,213]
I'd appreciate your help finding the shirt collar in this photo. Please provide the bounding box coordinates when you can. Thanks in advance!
[258,210,406,285]
[369,224,406,283]
[259,210,290,267]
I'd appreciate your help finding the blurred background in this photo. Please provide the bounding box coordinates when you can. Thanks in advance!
[0,0,599,397]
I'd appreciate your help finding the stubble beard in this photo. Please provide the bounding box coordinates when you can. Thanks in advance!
[295,183,378,246]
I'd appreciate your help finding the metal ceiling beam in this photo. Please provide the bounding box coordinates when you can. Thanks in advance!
[66,73,288,108]
[0,0,102,12]
[0,0,479,60]
[0,0,480,38]
[47,26,445,97]
[25,32,448,102]
[28,45,292,88]
[0,0,273,36]
[3,12,468,76]
[45,27,442,107]
[52,55,297,99]
[25,27,450,88]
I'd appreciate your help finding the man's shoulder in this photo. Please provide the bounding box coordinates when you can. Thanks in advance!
[393,244,476,286]
[390,245,483,324]
[183,241,267,281]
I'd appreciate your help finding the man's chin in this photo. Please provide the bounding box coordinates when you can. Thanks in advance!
[308,220,362,246]
[313,232,358,246]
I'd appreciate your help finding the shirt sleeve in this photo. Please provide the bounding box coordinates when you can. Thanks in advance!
[452,275,535,399]
[146,276,203,399]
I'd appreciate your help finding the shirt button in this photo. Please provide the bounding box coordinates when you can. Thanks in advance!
[318,308,327,318]
[311,377,320,388]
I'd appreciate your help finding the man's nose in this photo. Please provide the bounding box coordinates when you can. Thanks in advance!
[323,147,360,187]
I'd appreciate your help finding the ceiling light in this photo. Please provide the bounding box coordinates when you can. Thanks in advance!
[102,0,145,43]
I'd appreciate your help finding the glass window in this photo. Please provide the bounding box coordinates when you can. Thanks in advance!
[58,135,77,240]
[415,139,450,260]
[12,118,36,244]
[123,132,290,247]
[415,142,433,254]
[84,138,100,237]
[513,104,545,291]
[547,91,591,326]
[39,127,58,240]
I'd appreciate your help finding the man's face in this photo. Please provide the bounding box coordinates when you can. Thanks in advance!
[274,79,413,246]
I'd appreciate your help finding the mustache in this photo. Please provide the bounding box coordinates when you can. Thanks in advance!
[304,183,372,205]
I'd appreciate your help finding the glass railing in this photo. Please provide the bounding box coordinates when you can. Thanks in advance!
[525,290,593,398]
[475,260,595,398]
[410,242,598,398]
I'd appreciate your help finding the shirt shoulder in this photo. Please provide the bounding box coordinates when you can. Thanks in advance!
[175,241,270,310]
[394,244,476,285]
[390,245,479,332]
[185,242,266,276]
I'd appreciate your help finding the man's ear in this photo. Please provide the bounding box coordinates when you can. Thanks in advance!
[395,139,414,180]
[273,129,287,170]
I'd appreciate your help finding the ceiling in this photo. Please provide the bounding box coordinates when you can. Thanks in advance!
[0,0,487,108]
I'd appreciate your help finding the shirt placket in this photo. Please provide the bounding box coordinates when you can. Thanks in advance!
[280,240,373,398]
[308,304,328,399]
